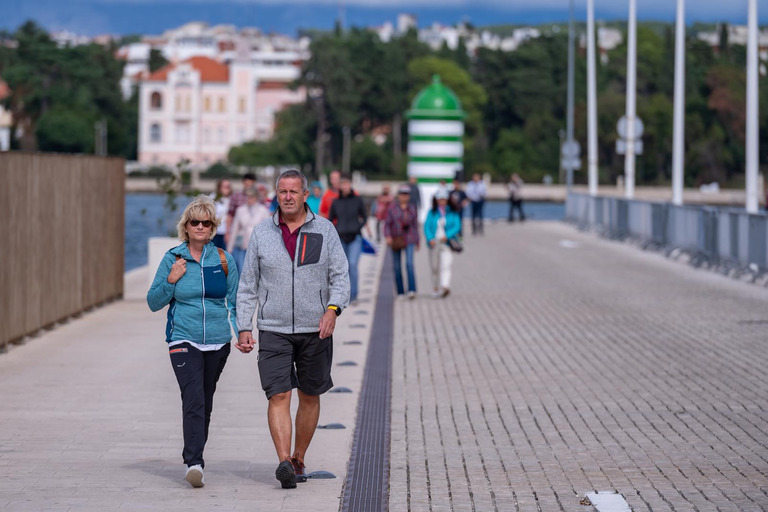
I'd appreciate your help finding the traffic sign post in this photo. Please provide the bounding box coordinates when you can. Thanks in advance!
[616,115,644,156]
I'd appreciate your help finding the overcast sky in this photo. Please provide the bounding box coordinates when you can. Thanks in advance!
[0,0,764,36]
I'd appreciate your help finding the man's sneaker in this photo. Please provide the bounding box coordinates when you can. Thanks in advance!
[276,460,297,489]
[291,457,308,483]
[441,288,450,298]
[185,464,204,488]
[408,291,416,300]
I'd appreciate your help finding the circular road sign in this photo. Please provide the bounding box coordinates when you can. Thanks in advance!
[617,116,644,138]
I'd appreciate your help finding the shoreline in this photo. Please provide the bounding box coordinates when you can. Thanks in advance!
[125,178,762,206]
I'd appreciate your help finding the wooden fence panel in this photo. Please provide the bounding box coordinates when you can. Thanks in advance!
[0,152,124,348]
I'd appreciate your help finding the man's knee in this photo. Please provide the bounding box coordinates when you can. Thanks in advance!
[269,390,292,406]
[297,389,320,403]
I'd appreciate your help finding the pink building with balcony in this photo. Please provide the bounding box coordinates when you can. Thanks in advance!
[138,55,305,168]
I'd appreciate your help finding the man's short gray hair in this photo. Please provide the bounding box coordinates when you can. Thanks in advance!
[275,169,308,193]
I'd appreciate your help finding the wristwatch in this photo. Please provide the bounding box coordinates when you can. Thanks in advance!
[327,304,341,316]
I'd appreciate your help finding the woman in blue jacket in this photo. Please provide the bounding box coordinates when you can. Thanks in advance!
[147,195,238,488]
[424,190,461,298]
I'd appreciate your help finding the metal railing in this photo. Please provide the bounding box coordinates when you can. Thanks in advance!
[0,152,125,349]
[566,192,768,281]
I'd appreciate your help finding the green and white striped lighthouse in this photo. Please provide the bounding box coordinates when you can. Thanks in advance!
[406,75,466,219]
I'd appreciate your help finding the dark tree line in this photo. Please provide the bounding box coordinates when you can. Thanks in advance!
[232,23,767,186]
[0,21,138,159]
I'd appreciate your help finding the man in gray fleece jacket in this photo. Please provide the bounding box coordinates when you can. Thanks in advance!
[235,169,350,489]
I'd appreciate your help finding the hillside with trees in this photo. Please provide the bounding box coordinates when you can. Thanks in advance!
[0,20,765,186]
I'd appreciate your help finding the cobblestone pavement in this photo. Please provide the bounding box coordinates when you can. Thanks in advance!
[0,248,384,512]
[389,221,768,512]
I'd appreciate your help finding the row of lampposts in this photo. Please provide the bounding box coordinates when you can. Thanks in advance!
[568,0,761,213]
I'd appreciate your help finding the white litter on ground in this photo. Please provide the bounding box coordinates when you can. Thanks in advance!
[584,491,632,512]
[559,239,580,249]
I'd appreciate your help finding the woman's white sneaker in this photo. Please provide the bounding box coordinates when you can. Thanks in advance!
[185,465,205,487]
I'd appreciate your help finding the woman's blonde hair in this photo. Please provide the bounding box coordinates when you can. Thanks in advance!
[177,194,221,242]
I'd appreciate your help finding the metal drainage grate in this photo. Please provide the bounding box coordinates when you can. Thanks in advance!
[341,251,394,512]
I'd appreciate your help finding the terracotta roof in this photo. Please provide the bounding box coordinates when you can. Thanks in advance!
[145,56,229,83]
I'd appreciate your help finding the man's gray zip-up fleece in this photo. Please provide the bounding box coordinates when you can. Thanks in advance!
[236,207,350,334]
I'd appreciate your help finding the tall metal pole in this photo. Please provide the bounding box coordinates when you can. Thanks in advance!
[587,0,598,196]
[624,0,637,199]
[566,0,575,191]
[672,0,685,206]
[745,0,759,213]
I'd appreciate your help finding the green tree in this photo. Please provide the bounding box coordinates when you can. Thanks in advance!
[148,49,168,73]
[0,20,136,158]
[408,56,487,135]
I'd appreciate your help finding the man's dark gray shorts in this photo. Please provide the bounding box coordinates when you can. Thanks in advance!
[257,330,334,399]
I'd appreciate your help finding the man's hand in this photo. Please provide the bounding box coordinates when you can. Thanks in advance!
[235,331,255,353]
[319,310,337,339]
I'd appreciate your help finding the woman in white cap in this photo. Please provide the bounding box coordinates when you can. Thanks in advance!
[424,189,461,298]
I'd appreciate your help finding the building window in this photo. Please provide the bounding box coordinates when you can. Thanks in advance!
[218,97,226,112]
[204,96,211,112]
[185,97,191,112]
[238,128,246,143]
[218,128,226,143]
[150,92,162,110]
[203,128,210,143]
[175,123,191,144]
[238,96,246,113]
[150,123,161,143]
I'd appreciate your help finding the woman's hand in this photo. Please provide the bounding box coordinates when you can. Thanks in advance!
[385,237,392,246]
[167,258,187,284]
[429,239,436,248]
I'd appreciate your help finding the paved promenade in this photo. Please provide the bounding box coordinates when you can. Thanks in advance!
[390,221,768,512]
[0,246,385,511]
[2,220,768,511]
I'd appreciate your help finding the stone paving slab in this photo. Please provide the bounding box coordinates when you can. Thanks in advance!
[0,245,385,512]
[389,220,768,512]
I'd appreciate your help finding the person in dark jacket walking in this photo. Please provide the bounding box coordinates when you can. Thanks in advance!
[236,169,350,490]
[329,174,367,305]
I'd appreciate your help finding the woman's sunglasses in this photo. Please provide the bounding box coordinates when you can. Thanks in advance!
[189,219,213,227]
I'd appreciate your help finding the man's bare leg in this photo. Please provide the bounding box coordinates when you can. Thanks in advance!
[267,390,293,461]
[293,390,320,461]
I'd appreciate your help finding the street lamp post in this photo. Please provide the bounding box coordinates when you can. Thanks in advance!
[672,0,685,206]
[624,0,637,199]
[586,0,598,196]
[745,0,759,213]
[563,0,579,192]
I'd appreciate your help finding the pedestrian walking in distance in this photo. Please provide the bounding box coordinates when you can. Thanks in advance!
[235,169,350,489]
[449,178,468,238]
[507,173,526,222]
[329,173,368,305]
[211,179,232,250]
[384,185,420,299]
[225,172,257,247]
[373,184,393,242]
[226,186,270,272]
[425,189,461,298]
[147,195,239,488]
[466,172,487,235]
